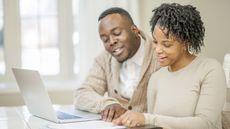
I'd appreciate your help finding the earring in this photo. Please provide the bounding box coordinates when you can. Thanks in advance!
[187,47,194,55]
[183,46,187,51]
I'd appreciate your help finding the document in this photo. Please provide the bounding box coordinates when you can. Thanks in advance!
[42,120,126,129]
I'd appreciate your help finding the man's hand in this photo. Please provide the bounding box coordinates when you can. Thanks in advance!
[101,104,127,122]
[112,110,145,127]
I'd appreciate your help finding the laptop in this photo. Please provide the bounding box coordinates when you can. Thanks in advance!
[12,68,101,123]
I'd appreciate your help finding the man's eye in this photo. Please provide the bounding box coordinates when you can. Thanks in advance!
[101,37,108,43]
[114,31,121,36]
[103,39,108,43]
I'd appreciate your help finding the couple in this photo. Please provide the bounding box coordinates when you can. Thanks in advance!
[74,3,226,129]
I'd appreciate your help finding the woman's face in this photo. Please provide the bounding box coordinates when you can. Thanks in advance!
[152,25,187,70]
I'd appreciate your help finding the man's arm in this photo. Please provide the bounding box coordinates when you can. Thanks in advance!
[74,54,120,113]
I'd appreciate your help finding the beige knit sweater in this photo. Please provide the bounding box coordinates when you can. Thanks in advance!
[74,31,158,113]
[144,56,226,129]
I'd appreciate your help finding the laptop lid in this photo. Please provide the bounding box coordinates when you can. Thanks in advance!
[12,68,100,123]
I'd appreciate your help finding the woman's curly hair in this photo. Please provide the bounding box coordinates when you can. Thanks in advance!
[150,3,205,53]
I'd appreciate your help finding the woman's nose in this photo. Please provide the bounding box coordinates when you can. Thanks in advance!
[155,45,163,54]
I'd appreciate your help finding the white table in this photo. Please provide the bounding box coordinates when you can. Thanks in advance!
[0,106,126,129]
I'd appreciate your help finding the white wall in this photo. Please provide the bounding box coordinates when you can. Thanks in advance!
[77,0,140,81]
[192,0,230,63]
[140,0,191,36]
[0,0,141,106]
[139,0,230,105]
[2,0,230,106]
[139,0,230,63]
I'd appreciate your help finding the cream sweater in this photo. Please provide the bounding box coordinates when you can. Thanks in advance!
[74,31,159,113]
[144,56,226,129]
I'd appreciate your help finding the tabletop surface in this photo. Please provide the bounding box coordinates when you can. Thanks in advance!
[0,106,163,129]
[0,106,122,129]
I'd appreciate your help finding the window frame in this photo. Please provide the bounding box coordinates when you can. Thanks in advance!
[0,0,77,82]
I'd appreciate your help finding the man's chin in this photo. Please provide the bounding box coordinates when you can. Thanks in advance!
[116,59,125,63]
[112,53,129,63]
[115,57,126,63]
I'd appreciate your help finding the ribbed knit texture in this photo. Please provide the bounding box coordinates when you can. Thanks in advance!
[74,31,159,113]
[145,56,226,129]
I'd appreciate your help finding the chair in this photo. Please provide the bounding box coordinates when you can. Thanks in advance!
[222,107,230,129]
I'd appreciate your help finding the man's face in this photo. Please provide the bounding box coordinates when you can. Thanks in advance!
[98,14,140,63]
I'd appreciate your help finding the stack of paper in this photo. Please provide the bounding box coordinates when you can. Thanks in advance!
[41,120,126,129]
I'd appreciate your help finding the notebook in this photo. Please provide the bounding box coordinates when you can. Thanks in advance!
[12,68,101,123]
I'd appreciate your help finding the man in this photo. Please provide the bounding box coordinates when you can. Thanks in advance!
[74,7,158,122]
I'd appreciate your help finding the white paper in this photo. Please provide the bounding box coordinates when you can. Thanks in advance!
[41,120,126,129]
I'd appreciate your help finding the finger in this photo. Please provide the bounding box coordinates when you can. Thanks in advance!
[129,120,137,128]
[121,116,129,125]
[115,107,125,117]
[115,107,127,119]
[101,110,105,118]
[100,110,104,120]
[113,111,120,119]
[112,118,118,125]
[102,109,109,121]
[119,112,127,120]
[112,118,122,125]
[113,114,125,125]
[124,119,131,127]
[107,109,115,122]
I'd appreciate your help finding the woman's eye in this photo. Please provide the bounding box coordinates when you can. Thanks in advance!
[153,40,157,44]
[164,44,171,48]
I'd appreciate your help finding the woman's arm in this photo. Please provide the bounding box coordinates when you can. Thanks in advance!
[144,61,226,129]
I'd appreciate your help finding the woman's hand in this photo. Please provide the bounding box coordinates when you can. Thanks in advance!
[112,110,145,127]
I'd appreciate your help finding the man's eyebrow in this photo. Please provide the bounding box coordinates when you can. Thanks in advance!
[99,34,107,38]
[111,27,119,32]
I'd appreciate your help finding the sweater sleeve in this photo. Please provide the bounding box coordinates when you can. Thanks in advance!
[74,54,120,113]
[144,60,226,129]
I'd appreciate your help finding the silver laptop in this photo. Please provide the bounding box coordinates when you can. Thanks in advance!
[12,68,101,123]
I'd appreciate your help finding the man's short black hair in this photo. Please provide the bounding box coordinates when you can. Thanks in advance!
[150,3,205,54]
[98,7,134,24]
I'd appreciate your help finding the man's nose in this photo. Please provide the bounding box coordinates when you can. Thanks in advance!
[109,36,117,46]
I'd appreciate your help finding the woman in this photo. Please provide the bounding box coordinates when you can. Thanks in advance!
[113,3,226,129]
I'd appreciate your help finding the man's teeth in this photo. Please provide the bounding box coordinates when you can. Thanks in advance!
[115,49,121,52]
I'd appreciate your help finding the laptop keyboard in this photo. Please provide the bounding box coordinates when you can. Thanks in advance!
[56,111,82,120]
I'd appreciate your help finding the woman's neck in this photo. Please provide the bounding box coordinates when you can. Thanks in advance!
[168,53,196,72]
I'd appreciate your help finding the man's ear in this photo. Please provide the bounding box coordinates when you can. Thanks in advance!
[131,25,140,36]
